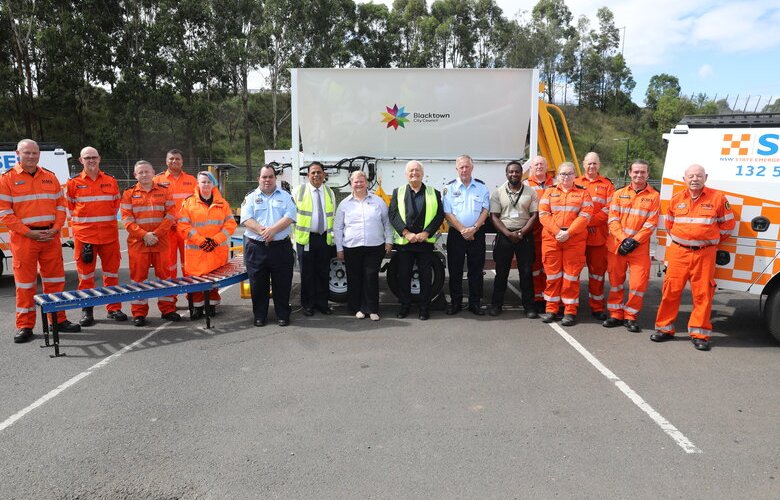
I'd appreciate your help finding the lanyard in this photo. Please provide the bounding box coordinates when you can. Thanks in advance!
[506,184,524,208]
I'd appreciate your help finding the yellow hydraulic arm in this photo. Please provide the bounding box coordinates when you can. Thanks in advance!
[537,99,580,176]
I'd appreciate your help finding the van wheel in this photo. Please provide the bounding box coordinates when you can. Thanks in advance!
[386,252,445,303]
[764,289,780,343]
[328,258,348,303]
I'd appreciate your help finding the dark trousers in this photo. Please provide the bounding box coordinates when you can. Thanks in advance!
[396,247,435,309]
[245,237,294,321]
[446,228,486,306]
[344,244,385,314]
[491,232,535,310]
[297,232,333,311]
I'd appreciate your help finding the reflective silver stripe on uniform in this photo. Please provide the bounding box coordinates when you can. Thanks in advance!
[608,217,620,224]
[124,217,136,223]
[0,194,13,202]
[719,213,735,222]
[531,269,542,277]
[41,276,65,283]
[589,273,604,281]
[104,272,119,278]
[614,207,655,217]
[623,305,640,315]
[191,300,204,307]
[217,240,228,247]
[10,192,61,202]
[56,206,66,211]
[551,206,581,213]
[165,214,175,221]
[624,228,638,235]
[224,215,233,222]
[187,230,197,239]
[642,221,655,228]
[655,324,674,332]
[71,195,118,202]
[16,306,36,313]
[589,293,604,300]
[179,217,191,223]
[221,229,231,238]
[607,303,623,310]
[191,219,225,227]
[579,212,592,219]
[543,294,560,302]
[21,215,56,224]
[185,244,201,250]
[133,205,165,212]
[720,229,733,235]
[16,281,36,289]
[628,289,644,297]
[591,196,607,204]
[611,284,624,292]
[120,203,133,210]
[673,216,718,224]
[563,273,578,282]
[71,215,117,223]
[582,201,594,207]
[561,297,579,305]
[546,271,563,280]
[670,234,719,247]
[172,193,190,199]
[79,272,95,280]
[688,327,711,335]
[0,209,13,216]
[601,207,609,214]
[538,211,551,217]
[136,217,164,224]
[165,201,174,206]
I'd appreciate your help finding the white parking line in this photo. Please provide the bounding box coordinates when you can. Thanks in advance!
[0,282,238,433]
[0,324,165,433]
[499,272,702,454]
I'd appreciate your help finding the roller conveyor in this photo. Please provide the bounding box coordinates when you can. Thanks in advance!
[33,256,248,357]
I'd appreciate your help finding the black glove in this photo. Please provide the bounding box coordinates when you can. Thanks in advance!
[618,237,640,256]
[204,237,218,252]
[81,243,94,264]
[199,239,211,251]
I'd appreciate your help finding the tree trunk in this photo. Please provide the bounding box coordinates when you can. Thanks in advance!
[242,62,252,180]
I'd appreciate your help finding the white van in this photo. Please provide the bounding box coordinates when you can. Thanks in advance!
[655,114,780,341]
[0,142,72,275]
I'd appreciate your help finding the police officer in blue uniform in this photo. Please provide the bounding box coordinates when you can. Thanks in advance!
[442,154,491,315]
[241,165,297,327]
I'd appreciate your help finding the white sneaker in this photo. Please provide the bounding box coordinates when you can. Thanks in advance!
[355,311,366,319]
[370,313,380,321]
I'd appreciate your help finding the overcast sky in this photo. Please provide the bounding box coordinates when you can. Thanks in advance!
[364,0,780,109]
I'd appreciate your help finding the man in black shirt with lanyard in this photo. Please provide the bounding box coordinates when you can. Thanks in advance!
[488,161,540,317]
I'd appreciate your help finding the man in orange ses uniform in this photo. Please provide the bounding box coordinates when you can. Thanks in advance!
[153,149,197,289]
[603,160,659,333]
[575,152,614,320]
[652,164,735,351]
[66,146,127,326]
[538,162,594,326]
[524,155,555,312]
[0,139,80,343]
[121,161,181,327]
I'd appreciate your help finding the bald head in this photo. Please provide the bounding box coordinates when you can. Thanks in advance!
[583,152,600,180]
[684,164,707,196]
[529,155,548,181]
[79,146,102,178]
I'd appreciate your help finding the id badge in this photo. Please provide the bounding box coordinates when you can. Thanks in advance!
[509,209,520,218]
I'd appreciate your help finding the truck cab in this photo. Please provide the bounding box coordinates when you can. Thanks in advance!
[655,114,780,341]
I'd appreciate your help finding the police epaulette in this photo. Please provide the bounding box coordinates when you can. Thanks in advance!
[474,178,485,184]
[446,179,457,185]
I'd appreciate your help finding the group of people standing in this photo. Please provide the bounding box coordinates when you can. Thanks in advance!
[1,139,238,343]
[1,139,735,351]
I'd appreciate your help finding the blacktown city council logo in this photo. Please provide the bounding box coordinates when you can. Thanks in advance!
[381,104,410,130]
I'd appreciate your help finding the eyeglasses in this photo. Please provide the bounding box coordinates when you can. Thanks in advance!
[558,172,575,177]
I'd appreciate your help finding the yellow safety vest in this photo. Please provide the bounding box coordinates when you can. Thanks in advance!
[393,185,438,245]
[294,184,335,245]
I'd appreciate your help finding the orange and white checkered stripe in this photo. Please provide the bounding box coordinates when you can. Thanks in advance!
[657,178,780,293]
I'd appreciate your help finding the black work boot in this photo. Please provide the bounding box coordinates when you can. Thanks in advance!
[79,307,95,327]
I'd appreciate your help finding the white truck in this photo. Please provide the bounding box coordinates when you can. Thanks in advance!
[655,114,780,341]
[0,143,72,276]
[267,68,576,303]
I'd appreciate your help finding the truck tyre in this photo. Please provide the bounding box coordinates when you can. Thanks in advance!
[385,252,445,304]
[329,258,348,303]
[764,289,780,343]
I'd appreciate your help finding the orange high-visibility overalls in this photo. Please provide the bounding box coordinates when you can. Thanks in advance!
[177,187,237,308]
[66,170,122,312]
[0,164,69,328]
[538,184,594,315]
[606,184,659,321]
[121,182,177,317]
[654,187,735,340]
[576,174,614,314]
[525,174,555,304]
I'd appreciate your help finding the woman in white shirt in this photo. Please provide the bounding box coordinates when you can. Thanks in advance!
[334,171,393,321]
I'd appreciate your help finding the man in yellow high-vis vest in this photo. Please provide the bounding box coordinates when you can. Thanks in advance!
[293,161,336,316]
[388,160,445,320]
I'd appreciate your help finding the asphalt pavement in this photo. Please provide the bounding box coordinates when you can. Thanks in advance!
[0,232,777,499]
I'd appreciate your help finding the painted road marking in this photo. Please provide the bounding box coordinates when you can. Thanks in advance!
[0,283,237,433]
[500,272,702,454]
